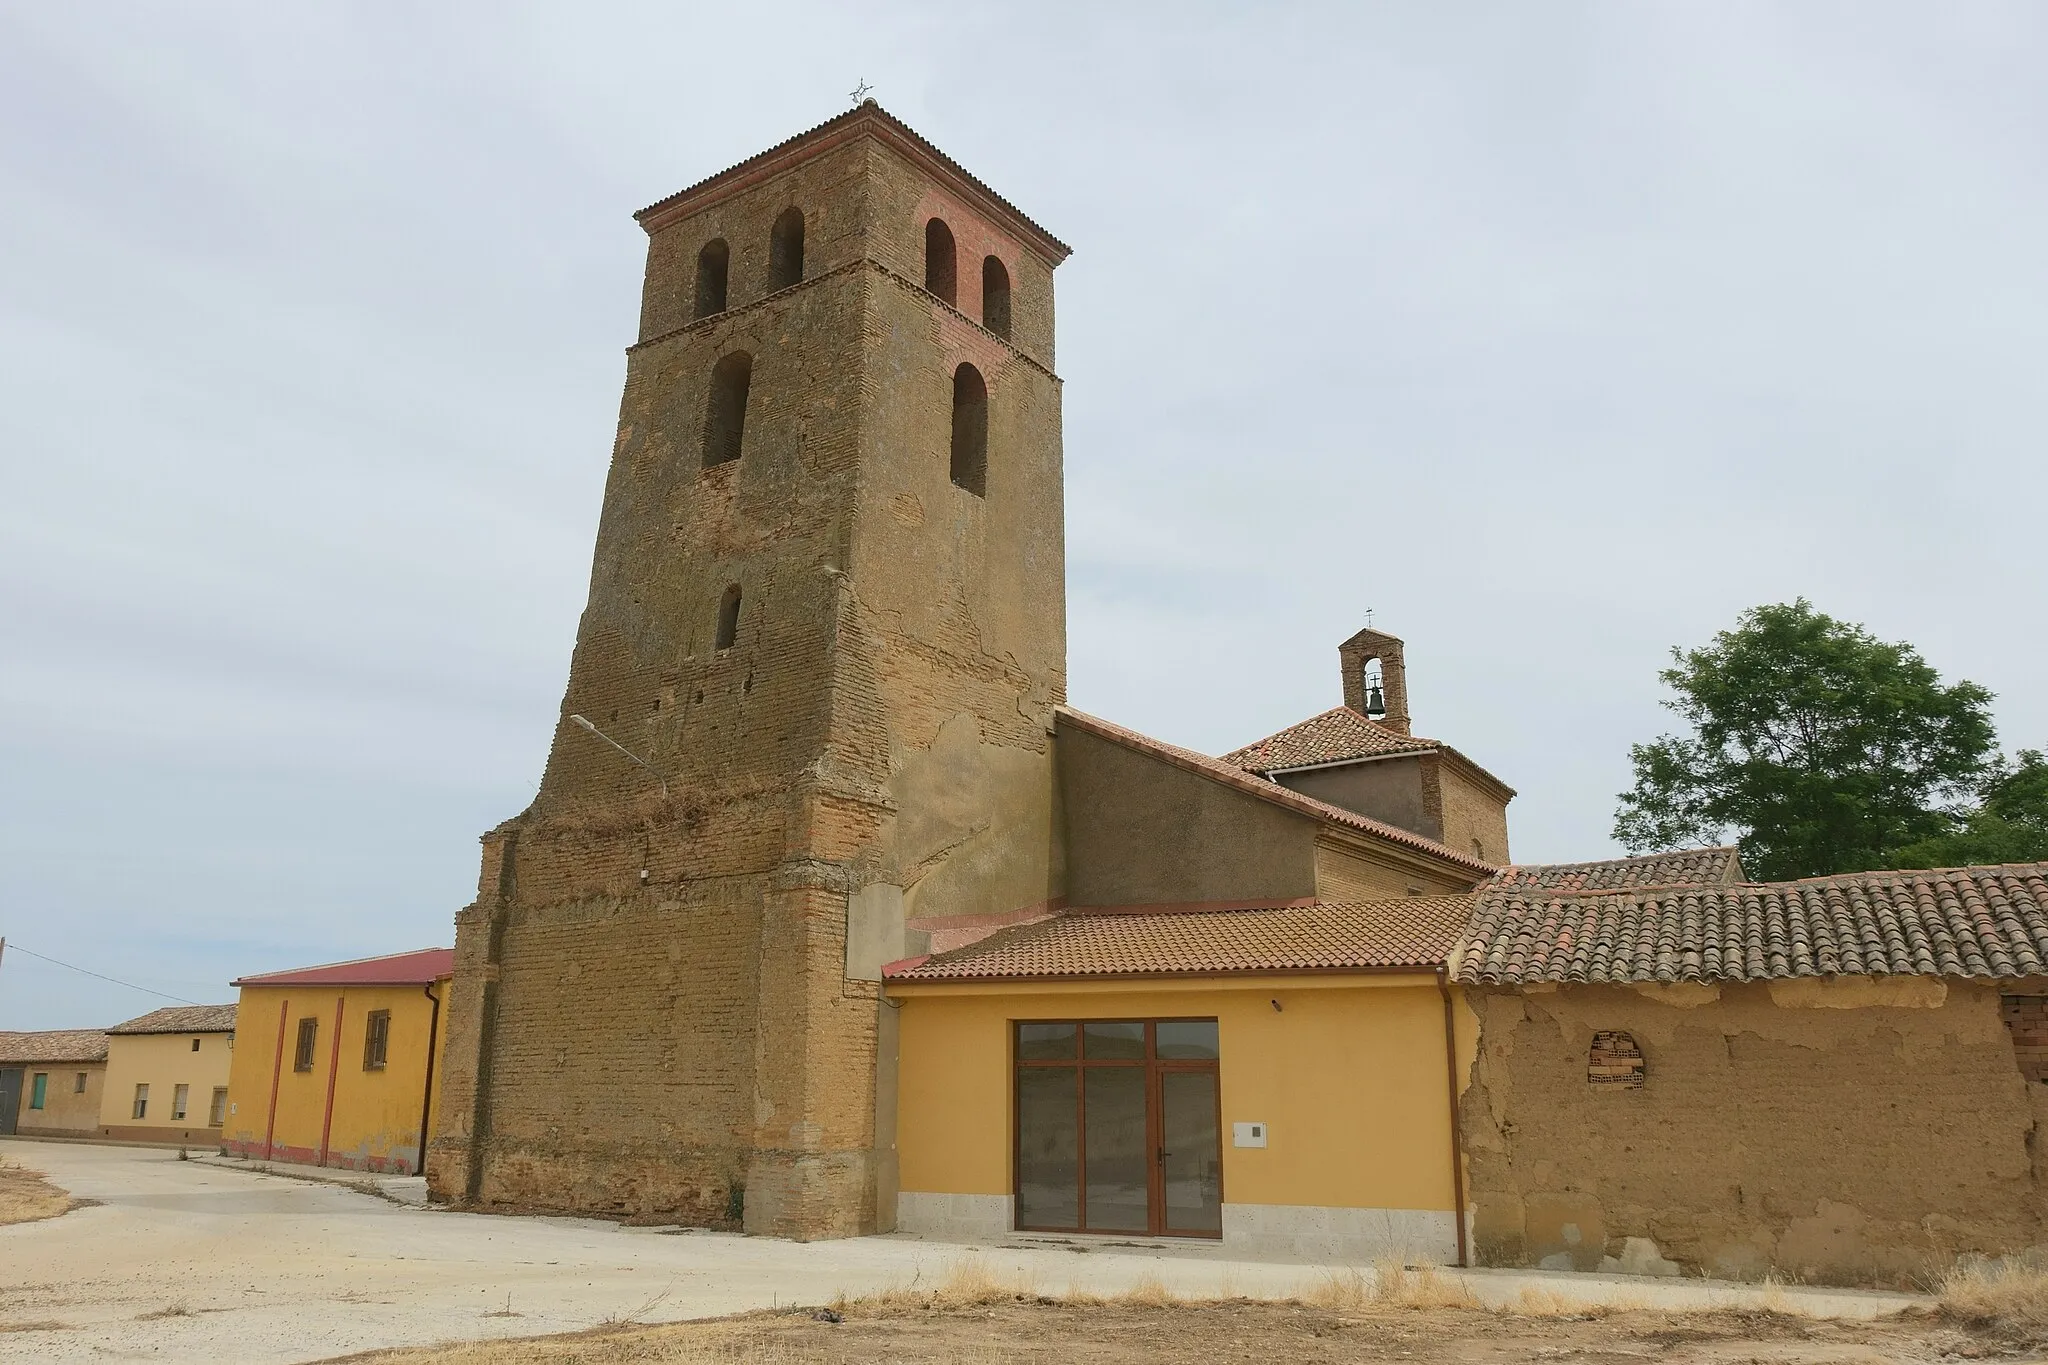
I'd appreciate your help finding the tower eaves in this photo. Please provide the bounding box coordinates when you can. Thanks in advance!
[634,100,1072,267]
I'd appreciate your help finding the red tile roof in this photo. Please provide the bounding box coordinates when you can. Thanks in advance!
[634,101,1070,265]
[1456,863,2048,986]
[1223,706,1438,772]
[1057,707,1497,877]
[1489,848,1745,894]
[231,947,454,989]
[109,1004,238,1035]
[888,897,1473,982]
[0,1028,109,1064]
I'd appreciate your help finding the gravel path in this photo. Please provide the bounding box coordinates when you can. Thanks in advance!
[0,1138,1925,1364]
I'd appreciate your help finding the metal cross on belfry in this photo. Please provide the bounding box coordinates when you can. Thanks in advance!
[850,78,874,103]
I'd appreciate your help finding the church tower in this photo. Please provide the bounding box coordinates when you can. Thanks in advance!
[428,104,1070,1237]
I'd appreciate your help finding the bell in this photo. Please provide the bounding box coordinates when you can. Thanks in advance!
[1364,681,1387,720]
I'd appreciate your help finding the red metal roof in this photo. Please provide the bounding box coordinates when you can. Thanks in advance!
[231,947,454,989]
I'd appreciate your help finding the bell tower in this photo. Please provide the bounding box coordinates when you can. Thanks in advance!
[429,104,1070,1237]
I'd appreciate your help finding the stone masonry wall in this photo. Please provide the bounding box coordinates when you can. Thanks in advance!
[1461,978,2048,1285]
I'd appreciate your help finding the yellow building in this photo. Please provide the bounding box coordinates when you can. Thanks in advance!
[221,948,452,1174]
[98,1005,238,1145]
[887,899,1477,1263]
[0,1029,109,1138]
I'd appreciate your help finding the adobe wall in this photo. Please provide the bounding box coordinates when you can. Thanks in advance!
[1279,757,1431,839]
[1057,722,1319,909]
[1461,978,2048,1284]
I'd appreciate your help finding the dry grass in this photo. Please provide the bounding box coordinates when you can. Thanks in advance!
[136,1302,195,1320]
[1298,1258,1478,1312]
[1935,1259,2048,1339]
[0,1157,73,1226]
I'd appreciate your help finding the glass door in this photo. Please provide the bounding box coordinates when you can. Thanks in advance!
[1014,1018,1221,1237]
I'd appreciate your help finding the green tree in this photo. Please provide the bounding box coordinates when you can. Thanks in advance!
[1614,600,1996,881]
[1888,749,2048,868]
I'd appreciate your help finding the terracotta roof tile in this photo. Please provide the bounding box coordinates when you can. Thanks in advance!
[1456,863,2048,986]
[1223,707,1438,773]
[108,1004,238,1035]
[1057,708,1496,877]
[0,1028,109,1064]
[889,897,1473,982]
[1490,848,1745,894]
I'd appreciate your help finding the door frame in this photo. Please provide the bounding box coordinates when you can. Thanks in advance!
[1011,1017,1223,1239]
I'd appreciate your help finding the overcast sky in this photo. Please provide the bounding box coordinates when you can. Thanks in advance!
[4,4,2045,1029]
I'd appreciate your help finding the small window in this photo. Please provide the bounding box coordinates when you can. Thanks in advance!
[363,1010,391,1070]
[132,1083,149,1120]
[209,1087,228,1126]
[74,1071,88,1094]
[950,363,987,496]
[29,1073,47,1110]
[769,207,805,289]
[294,1017,318,1072]
[715,584,742,650]
[703,351,753,468]
[191,1037,201,1052]
[172,1083,189,1121]
[1589,1030,1645,1089]
[925,217,957,304]
[694,237,730,318]
[982,255,1011,339]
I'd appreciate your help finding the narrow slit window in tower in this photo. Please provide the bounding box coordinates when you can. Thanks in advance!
[925,217,957,304]
[703,352,752,468]
[769,207,805,289]
[950,363,987,496]
[715,584,742,650]
[694,238,729,318]
[982,256,1011,339]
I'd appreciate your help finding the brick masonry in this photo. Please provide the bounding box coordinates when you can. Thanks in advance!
[428,113,1067,1239]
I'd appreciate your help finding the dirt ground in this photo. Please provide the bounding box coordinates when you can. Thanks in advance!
[327,1296,2032,1365]
[0,1156,75,1225]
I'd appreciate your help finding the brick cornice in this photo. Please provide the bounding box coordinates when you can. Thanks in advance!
[634,102,1071,268]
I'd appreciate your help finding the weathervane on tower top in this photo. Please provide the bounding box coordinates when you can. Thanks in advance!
[850,78,874,104]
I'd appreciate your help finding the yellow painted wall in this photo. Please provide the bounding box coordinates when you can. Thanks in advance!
[99,1031,234,1144]
[893,974,1479,1213]
[221,980,449,1173]
[18,1062,104,1136]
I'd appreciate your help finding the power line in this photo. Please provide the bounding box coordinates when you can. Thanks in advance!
[0,942,202,1006]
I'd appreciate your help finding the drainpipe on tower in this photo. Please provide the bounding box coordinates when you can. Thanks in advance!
[416,979,442,1179]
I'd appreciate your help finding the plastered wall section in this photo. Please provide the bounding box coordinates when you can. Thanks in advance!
[1280,758,1432,841]
[1058,724,1318,908]
[15,1062,102,1136]
[1461,977,2047,1284]
[99,1031,233,1145]
[222,983,446,1173]
[893,977,1471,1215]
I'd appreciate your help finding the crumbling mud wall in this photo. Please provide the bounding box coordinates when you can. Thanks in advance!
[1461,977,2048,1284]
